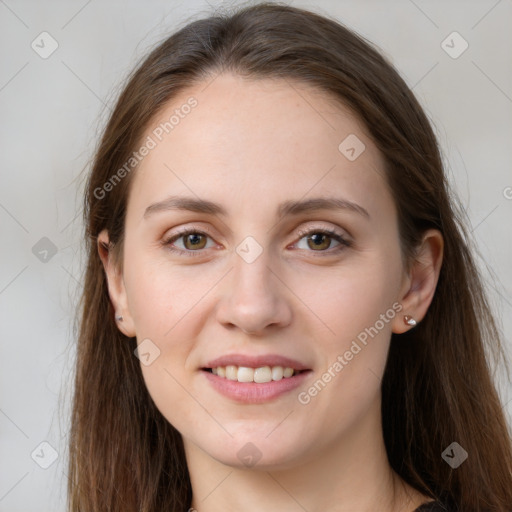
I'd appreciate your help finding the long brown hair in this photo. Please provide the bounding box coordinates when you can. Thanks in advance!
[68,2,512,511]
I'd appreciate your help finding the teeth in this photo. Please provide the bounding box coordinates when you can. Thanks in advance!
[254,366,272,383]
[271,366,284,381]
[210,365,297,383]
[226,365,237,380]
[283,367,294,378]
[237,367,254,383]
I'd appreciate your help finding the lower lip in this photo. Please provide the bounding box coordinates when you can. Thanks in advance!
[203,370,311,404]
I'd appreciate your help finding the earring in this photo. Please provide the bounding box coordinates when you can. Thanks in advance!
[404,315,417,327]
[115,313,123,322]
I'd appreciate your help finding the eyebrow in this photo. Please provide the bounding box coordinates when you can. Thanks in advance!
[143,195,370,220]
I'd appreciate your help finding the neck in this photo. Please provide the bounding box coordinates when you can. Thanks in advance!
[184,396,426,512]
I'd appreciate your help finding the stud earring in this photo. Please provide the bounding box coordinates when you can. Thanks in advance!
[115,313,123,322]
[404,315,417,327]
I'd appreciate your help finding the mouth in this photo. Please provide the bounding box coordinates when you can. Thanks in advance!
[202,365,307,383]
[201,354,312,403]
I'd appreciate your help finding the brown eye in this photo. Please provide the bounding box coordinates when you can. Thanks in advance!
[306,232,332,251]
[163,228,216,256]
[182,233,207,250]
[295,228,350,253]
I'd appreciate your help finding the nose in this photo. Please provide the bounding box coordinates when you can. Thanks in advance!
[215,250,293,336]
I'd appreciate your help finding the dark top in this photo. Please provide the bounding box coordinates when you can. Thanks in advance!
[415,502,450,511]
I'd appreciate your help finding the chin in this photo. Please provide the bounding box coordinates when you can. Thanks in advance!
[197,433,312,471]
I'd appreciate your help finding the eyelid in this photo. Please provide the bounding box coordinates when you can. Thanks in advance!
[292,225,351,253]
[161,225,219,257]
[162,223,351,257]
[294,225,348,242]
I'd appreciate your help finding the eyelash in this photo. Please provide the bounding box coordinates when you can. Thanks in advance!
[162,226,351,258]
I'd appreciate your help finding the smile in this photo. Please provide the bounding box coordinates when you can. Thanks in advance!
[205,365,302,383]
[201,355,312,403]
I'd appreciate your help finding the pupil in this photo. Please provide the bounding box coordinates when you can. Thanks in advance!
[311,234,324,245]
[188,234,202,246]
[308,233,330,251]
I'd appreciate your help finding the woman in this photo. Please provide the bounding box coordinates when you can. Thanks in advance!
[68,3,512,511]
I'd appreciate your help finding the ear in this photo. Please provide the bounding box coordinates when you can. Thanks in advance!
[392,229,444,334]
[97,229,136,337]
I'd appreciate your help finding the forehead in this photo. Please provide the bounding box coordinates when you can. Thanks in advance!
[126,73,392,224]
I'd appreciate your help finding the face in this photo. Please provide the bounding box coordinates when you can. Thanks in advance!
[106,73,412,469]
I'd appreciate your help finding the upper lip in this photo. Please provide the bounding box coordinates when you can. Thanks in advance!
[203,354,311,371]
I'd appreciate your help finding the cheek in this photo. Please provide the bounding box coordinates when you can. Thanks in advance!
[292,254,402,347]
[290,254,402,420]
[123,253,223,430]
[123,250,216,339]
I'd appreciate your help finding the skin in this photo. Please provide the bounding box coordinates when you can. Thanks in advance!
[98,73,443,511]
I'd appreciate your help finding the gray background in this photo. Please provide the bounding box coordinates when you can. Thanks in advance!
[1,0,511,510]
